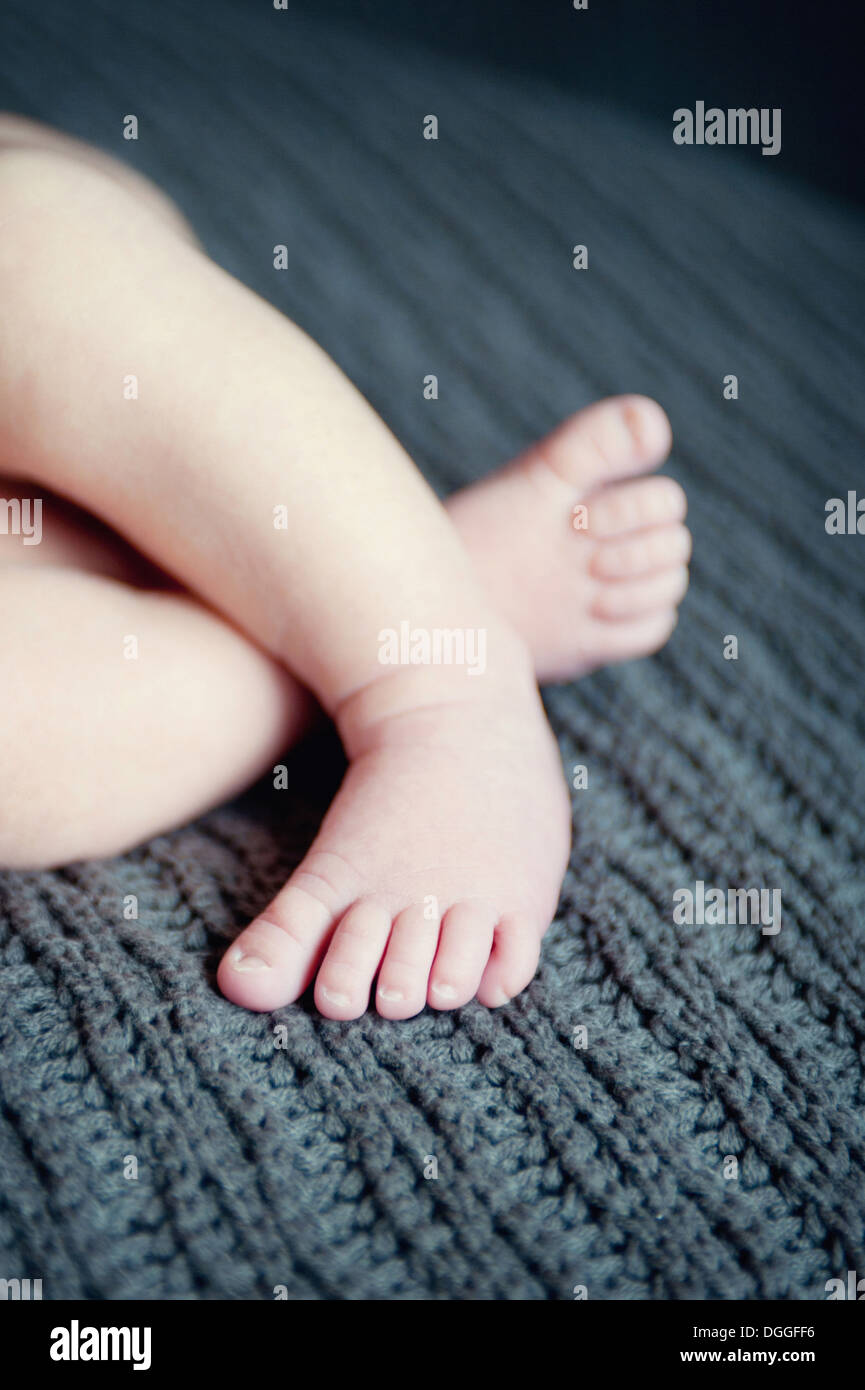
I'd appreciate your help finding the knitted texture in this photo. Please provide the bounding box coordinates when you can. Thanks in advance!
[1,0,864,1300]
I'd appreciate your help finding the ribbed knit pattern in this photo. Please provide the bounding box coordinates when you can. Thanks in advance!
[0,0,863,1299]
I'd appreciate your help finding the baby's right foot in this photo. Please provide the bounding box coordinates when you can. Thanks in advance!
[447,395,689,683]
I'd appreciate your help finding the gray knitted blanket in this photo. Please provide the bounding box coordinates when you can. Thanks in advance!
[1,0,864,1300]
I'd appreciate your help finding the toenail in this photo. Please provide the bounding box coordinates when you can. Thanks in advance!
[431,982,457,1001]
[621,402,647,450]
[230,949,271,972]
[320,986,351,1007]
[624,396,668,452]
[378,987,404,1002]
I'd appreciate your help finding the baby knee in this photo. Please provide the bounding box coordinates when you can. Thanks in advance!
[0,591,74,871]
[0,727,64,871]
[0,786,55,872]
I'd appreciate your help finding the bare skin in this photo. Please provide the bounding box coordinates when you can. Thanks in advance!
[0,117,689,1018]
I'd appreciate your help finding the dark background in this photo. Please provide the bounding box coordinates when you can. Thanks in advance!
[2,1,854,205]
[322,0,855,206]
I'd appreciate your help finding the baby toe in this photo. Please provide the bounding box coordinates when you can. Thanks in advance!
[593,565,689,621]
[314,898,394,1020]
[427,901,497,1010]
[218,883,335,1012]
[475,914,541,1008]
[592,523,692,580]
[588,476,687,539]
[527,394,672,494]
[586,609,681,666]
[376,903,441,1019]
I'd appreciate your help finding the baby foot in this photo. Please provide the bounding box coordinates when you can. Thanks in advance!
[447,395,689,682]
[218,645,572,1019]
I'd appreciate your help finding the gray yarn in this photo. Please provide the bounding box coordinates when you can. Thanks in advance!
[1,0,864,1300]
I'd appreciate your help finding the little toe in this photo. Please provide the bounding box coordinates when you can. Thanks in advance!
[593,565,689,621]
[583,608,680,665]
[588,476,687,539]
[427,901,497,1010]
[218,884,335,1012]
[476,915,541,1008]
[592,523,692,580]
[314,899,394,1019]
[376,903,441,1019]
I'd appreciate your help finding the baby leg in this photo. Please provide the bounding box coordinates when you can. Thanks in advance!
[0,471,311,867]
[0,379,688,869]
[0,145,572,1019]
[0,122,687,884]
[0,571,310,870]
[0,113,200,246]
[0,378,688,871]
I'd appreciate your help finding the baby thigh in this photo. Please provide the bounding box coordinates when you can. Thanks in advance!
[0,565,312,869]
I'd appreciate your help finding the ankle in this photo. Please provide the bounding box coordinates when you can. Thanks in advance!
[334,615,536,758]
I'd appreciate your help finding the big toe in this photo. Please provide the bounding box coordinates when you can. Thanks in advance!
[524,394,672,496]
[218,879,338,1012]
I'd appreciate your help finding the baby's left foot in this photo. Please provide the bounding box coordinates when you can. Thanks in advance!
[218,644,572,1020]
[447,395,689,683]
